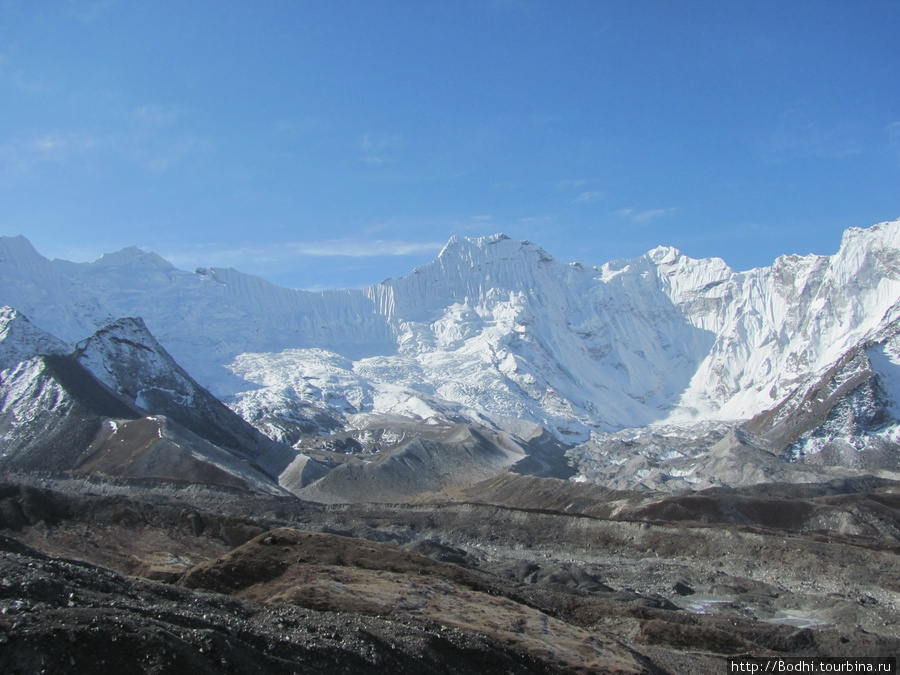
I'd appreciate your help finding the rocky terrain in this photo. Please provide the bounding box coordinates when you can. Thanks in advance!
[1,473,898,673]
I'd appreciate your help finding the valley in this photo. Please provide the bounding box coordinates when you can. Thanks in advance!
[1,473,897,673]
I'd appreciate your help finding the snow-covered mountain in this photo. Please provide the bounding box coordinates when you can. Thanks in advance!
[3,220,900,493]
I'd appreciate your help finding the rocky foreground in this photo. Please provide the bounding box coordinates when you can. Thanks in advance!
[0,473,898,674]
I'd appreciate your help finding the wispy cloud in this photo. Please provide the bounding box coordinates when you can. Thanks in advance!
[887,121,900,160]
[273,117,321,139]
[360,133,403,165]
[761,107,863,163]
[0,101,211,179]
[289,239,443,257]
[140,134,212,172]
[133,103,183,127]
[557,178,605,204]
[556,179,588,189]
[163,238,445,271]
[615,207,677,224]
[63,0,117,24]
[483,0,539,17]
[0,51,48,93]
[0,131,97,177]
[572,190,605,204]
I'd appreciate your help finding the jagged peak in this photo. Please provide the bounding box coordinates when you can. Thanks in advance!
[74,316,190,401]
[436,233,554,266]
[75,316,164,355]
[0,305,27,326]
[838,218,900,253]
[0,305,62,344]
[0,235,46,265]
[646,245,683,265]
[93,315,151,333]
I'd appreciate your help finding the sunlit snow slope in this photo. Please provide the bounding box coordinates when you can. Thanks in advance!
[2,221,900,442]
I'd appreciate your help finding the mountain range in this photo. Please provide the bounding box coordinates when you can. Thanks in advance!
[2,220,900,498]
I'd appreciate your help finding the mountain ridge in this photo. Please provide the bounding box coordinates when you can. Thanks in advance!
[2,220,900,493]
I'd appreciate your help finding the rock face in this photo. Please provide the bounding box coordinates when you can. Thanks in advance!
[745,318,900,472]
[2,220,900,493]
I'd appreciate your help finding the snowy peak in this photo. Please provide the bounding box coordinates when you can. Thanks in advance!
[0,306,69,371]
[380,233,571,322]
[90,246,174,269]
[646,245,682,265]
[840,219,900,253]
[0,236,47,268]
[424,233,558,287]
[436,233,551,266]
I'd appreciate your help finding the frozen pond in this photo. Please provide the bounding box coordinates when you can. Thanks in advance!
[673,595,830,629]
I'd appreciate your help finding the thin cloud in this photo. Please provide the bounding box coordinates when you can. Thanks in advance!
[133,104,183,127]
[0,52,46,93]
[556,179,588,189]
[887,121,900,159]
[761,108,863,163]
[616,207,677,224]
[360,133,403,166]
[274,117,321,139]
[290,239,443,257]
[163,238,445,271]
[31,132,97,157]
[63,0,117,24]
[0,132,97,177]
[140,134,212,172]
[1,110,210,178]
[572,190,605,204]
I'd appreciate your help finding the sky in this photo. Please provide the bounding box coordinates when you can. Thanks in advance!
[1,0,899,290]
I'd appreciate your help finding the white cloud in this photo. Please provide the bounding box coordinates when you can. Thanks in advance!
[615,207,677,224]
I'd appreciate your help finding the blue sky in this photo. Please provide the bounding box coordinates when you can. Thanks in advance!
[1,0,898,289]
